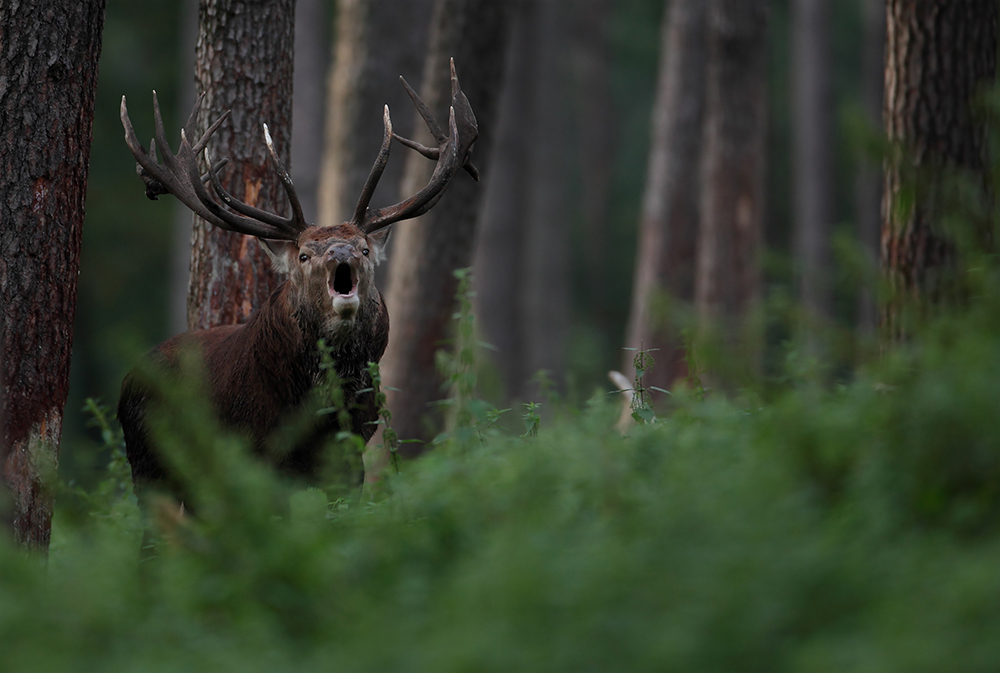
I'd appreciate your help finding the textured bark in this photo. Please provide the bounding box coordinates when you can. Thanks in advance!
[792,0,835,333]
[696,0,769,383]
[855,0,886,336]
[623,0,708,389]
[0,0,106,549]
[473,0,532,402]
[881,0,997,341]
[318,0,434,229]
[291,0,331,227]
[187,0,295,330]
[381,0,513,450]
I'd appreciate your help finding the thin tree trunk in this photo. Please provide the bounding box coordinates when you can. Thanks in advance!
[169,0,199,335]
[696,0,769,387]
[881,0,997,342]
[187,0,295,330]
[520,0,571,401]
[318,0,434,229]
[291,0,331,227]
[572,0,615,320]
[381,0,513,451]
[473,0,532,402]
[0,1,106,550]
[792,0,835,340]
[856,0,886,337]
[623,0,708,389]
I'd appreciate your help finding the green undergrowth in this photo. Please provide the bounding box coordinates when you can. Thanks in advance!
[1,284,999,672]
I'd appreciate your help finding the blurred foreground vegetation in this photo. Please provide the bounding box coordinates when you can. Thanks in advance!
[4,261,1000,670]
[16,2,999,668]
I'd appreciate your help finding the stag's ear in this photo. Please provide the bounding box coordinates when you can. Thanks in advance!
[257,238,295,275]
[367,227,390,265]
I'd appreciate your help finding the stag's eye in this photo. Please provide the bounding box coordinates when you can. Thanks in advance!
[299,253,309,263]
[362,248,370,257]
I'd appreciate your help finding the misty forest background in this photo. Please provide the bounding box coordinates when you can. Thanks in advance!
[7,0,1000,668]
[64,0,879,483]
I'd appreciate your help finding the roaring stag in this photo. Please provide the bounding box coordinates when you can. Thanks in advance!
[118,61,477,492]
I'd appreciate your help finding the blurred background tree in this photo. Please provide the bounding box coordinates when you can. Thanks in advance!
[881,0,997,343]
[379,0,514,450]
[58,0,1000,480]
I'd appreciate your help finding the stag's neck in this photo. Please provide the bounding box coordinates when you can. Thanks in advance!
[245,281,385,386]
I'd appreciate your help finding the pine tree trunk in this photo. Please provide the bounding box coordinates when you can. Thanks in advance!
[519,0,571,401]
[881,0,997,341]
[187,0,295,330]
[318,0,434,229]
[381,0,514,451]
[792,0,835,338]
[623,0,708,389]
[473,0,533,402]
[696,0,769,387]
[855,0,886,337]
[572,0,615,327]
[0,0,106,549]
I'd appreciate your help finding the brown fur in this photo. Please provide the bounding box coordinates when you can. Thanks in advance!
[119,224,390,492]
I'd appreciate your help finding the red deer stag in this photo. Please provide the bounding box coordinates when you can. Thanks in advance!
[118,60,478,492]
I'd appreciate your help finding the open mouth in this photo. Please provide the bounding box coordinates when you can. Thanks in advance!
[329,262,358,298]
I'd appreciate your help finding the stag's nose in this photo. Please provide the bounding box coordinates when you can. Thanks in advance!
[325,244,358,265]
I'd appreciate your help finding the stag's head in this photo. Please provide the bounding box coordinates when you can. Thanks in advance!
[121,60,478,333]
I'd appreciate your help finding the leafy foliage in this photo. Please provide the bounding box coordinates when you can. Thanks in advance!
[5,271,1000,670]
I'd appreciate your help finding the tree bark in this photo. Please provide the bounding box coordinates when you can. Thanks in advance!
[187,0,295,331]
[881,0,997,342]
[855,0,886,336]
[0,0,106,549]
[696,0,769,387]
[318,0,434,229]
[792,0,835,339]
[623,0,708,389]
[381,0,513,451]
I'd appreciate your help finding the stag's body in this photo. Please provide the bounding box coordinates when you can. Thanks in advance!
[119,226,390,484]
[118,61,477,491]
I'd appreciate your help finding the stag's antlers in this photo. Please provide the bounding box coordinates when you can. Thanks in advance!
[121,59,478,240]
[350,58,479,234]
[121,91,308,241]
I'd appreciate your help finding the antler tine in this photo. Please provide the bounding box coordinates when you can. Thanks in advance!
[394,58,479,182]
[201,143,302,236]
[362,103,468,234]
[183,92,203,140]
[180,131,297,240]
[399,75,446,144]
[191,108,230,155]
[121,91,302,241]
[359,60,479,234]
[350,105,394,228]
[262,123,309,229]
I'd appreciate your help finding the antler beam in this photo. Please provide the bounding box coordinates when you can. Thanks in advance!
[351,59,479,234]
[121,91,308,241]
